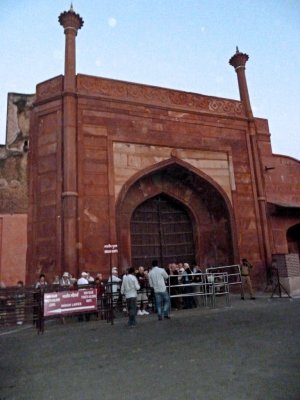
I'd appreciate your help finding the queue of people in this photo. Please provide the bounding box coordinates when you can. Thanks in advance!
[0,257,256,328]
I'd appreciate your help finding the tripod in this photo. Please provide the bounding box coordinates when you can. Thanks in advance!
[270,267,292,299]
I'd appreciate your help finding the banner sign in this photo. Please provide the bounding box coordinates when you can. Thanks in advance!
[104,244,118,254]
[44,289,97,317]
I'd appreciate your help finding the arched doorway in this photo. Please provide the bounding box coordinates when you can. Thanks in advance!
[287,223,300,255]
[116,159,237,270]
[130,194,195,268]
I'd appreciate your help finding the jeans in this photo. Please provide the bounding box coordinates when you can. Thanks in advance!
[154,291,170,318]
[126,297,137,326]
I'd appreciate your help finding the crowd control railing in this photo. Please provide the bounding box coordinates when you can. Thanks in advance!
[167,272,230,309]
[0,285,40,329]
[0,283,118,333]
[206,272,230,308]
[206,265,242,288]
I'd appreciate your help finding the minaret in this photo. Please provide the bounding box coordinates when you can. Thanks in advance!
[59,4,83,91]
[59,6,84,276]
[229,47,253,118]
[229,48,272,269]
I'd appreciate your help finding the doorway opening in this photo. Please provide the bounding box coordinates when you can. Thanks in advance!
[130,194,195,268]
[287,223,300,255]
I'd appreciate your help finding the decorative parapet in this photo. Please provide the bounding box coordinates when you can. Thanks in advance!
[77,74,246,118]
[36,75,64,101]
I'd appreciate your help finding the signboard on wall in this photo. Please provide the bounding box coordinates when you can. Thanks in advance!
[104,244,118,254]
[44,289,97,317]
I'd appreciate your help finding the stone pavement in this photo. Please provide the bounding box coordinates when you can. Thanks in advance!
[0,294,300,400]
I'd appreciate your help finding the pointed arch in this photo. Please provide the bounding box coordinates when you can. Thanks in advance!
[287,223,300,254]
[116,158,238,270]
[116,157,233,215]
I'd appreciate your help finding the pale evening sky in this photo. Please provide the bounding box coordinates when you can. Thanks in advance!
[0,0,299,159]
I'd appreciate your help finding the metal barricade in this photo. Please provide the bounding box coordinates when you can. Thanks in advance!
[206,265,242,289]
[167,272,229,309]
[167,273,202,309]
[0,286,40,329]
[206,272,230,308]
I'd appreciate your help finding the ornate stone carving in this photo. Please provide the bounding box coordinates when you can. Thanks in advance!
[77,75,245,117]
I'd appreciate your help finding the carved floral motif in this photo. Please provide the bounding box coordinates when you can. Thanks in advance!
[77,75,245,117]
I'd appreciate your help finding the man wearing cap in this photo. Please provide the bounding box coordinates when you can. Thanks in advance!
[77,272,89,286]
[60,272,72,287]
[121,267,140,327]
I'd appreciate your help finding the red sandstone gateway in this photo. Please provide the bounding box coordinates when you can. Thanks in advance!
[1,6,297,293]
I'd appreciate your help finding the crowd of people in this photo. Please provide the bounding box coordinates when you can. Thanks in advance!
[0,258,256,328]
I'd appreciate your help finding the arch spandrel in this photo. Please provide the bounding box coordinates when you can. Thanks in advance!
[113,142,234,204]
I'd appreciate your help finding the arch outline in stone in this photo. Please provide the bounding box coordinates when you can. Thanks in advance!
[115,157,238,269]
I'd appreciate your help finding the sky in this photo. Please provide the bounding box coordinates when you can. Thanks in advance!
[0,0,299,159]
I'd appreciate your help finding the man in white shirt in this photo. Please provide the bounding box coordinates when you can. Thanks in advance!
[107,267,122,306]
[148,260,170,320]
[121,267,140,327]
[77,272,89,286]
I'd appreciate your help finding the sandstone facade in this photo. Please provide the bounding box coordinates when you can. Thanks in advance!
[1,8,300,293]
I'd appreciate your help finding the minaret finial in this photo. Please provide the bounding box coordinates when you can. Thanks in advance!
[236,46,239,53]
[70,3,74,11]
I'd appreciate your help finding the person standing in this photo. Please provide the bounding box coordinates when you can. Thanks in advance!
[148,260,171,320]
[107,267,122,306]
[60,272,72,287]
[121,267,140,327]
[169,263,181,310]
[77,272,90,322]
[136,266,150,315]
[35,274,48,289]
[240,258,256,300]
[77,272,89,286]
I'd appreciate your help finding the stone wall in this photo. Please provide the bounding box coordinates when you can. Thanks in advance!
[75,75,262,279]
[0,214,27,286]
[0,94,33,285]
[0,93,34,214]
[272,253,300,296]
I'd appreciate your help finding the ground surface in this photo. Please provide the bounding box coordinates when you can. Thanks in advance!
[0,294,299,400]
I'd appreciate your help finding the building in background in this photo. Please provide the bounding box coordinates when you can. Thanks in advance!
[0,93,33,285]
[1,7,299,293]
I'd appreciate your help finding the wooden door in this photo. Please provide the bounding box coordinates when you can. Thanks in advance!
[130,194,195,268]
